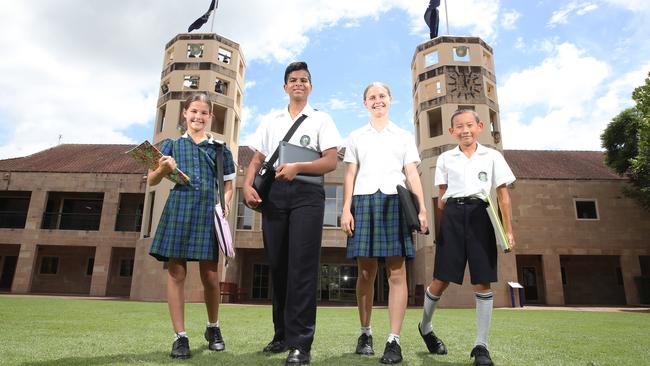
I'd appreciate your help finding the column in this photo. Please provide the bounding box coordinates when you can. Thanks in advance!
[620,254,641,305]
[542,254,565,305]
[11,242,37,293]
[89,246,112,296]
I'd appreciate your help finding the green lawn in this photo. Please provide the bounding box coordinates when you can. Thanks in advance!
[0,296,648,366]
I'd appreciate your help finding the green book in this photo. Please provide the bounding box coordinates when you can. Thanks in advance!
[483,189,511,253]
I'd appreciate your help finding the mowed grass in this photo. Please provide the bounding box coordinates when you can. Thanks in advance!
[1,296,649,366]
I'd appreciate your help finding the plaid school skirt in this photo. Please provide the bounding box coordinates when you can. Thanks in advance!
[346,190,415,259]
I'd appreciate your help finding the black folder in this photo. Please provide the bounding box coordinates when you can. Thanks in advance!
[397,185,429,235]
[278,141,324,186]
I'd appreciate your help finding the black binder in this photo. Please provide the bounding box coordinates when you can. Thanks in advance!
[278,141,324,185]
[397,185,429,235]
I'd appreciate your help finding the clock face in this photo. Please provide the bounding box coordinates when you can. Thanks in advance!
[447,67,483,100]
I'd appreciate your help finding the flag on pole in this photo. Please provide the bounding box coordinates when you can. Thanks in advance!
[188,0,217,32]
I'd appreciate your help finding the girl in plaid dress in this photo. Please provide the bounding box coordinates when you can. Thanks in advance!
[341,82,428,364]
[148,93,236,359]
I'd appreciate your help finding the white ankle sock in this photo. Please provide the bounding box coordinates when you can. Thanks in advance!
[360,326,372,336]
[387,333,400,345]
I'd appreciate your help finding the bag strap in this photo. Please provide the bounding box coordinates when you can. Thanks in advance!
[265,113,308,166]
[215,143,225,208]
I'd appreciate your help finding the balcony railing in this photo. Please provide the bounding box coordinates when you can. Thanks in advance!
[41,212,101,231]
[0,211,28,229]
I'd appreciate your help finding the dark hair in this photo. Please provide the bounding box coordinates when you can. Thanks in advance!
[182,92,212,114]
[284,61,311,85]
[450,109,480,127]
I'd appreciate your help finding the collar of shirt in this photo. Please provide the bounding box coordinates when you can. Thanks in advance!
[180,133,223,145]
[357,120,400,135]
[277,103,315,121]
[449,142,489,158]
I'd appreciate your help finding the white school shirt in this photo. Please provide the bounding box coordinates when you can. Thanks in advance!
[251,103,342,167]
[344,121,421,195]
[435,142,515,201]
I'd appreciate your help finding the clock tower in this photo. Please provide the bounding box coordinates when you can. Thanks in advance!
[410,36,511,305]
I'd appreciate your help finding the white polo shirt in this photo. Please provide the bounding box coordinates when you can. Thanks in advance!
[251,103,342,166]
[435,142,515,201]
[344,121,421,195]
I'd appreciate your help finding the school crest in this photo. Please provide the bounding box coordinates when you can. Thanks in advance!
[478,171,488,182]
[300,135,311,147]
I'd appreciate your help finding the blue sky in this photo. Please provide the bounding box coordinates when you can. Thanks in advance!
[0,0,649,159]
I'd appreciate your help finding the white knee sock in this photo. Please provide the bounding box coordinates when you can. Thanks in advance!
[420,288,440,335]
[475,291,493,347]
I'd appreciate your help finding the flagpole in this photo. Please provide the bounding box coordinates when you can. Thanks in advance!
[444,0,449,35]
[209,0,219,33]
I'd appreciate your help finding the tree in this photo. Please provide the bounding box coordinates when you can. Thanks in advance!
[601,71,650,210]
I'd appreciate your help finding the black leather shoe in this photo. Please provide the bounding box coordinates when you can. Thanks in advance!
[418,322,447,355]
[170,336,191,359]
[263,339,288,353]
[379,340,402,364]
[355,333,374,355]
[285,348,310,365]
[204,326,225,351]
[470,345,494,366]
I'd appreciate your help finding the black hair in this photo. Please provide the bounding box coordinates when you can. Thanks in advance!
[284,61,311,85]
[450,109,480,127]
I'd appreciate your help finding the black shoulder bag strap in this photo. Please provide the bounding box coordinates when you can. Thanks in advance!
[265,113,309,166]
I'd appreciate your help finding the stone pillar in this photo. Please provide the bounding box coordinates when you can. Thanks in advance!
[620,254,641,305]
[542,254,565,305]
[11,242,37,293]
[89,246,112,296]
[99,191,119,232]
[24,190,47,230]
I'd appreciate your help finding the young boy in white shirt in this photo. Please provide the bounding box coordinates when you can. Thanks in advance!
[418,109,516,366]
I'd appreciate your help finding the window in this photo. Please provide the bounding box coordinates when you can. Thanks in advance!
[86,257,94,276]
[211,104,227,134]
[183,75,199,89]
[40,256,59,275]
[218,47,232,64]
[324,185,343,227]
[165,47,174,65]
[453,46,470,62]
[252,264,270,299]
[160,81,170,95]
[119,259,134,277]
[424,50,438,67]
[575,199,598,220]
[215,78,228,95]
[236,189,254,230]
[186,43,204,58]
[427,108,443,137]
[156,104,166,133]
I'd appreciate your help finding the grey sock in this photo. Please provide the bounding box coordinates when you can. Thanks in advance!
[420,288,440,335]
[475,291,493,347]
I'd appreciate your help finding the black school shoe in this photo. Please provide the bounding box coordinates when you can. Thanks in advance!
[170,336,191,359]
[355,333,374,355]
[379,340,402,364]
[285,348,311,365]
[470,345,494,366]
[204,326,225,351]
[418,322,448,354]
[263,339,288,353]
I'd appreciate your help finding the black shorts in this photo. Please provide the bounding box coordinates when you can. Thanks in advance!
[433,200,497,285]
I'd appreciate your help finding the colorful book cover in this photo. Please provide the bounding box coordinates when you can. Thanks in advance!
[125,140,190,185]
[483,189,512,253]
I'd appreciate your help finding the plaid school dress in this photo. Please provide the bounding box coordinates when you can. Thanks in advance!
[346,191,415,259]
[149,136,235,262]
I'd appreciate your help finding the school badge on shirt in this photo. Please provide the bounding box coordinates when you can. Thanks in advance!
[300,135,311,147]
[478,171,488,182]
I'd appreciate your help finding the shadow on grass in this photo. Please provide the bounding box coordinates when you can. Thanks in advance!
[20,349,468,366]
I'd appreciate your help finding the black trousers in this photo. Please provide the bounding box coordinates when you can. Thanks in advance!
[262,179,325,352]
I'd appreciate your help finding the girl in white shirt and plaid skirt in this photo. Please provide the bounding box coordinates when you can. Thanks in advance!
[342,82,428,364]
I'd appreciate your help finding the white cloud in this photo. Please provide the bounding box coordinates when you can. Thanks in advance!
[501,9,521,30]
[514,37,526,50]
[603,0,650,12]
[244,80,257,90]
[240,107,284,147]
[0,0,506,159]
[327,97,356,111]
[548,2,598,28]
[499,42,615,150]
